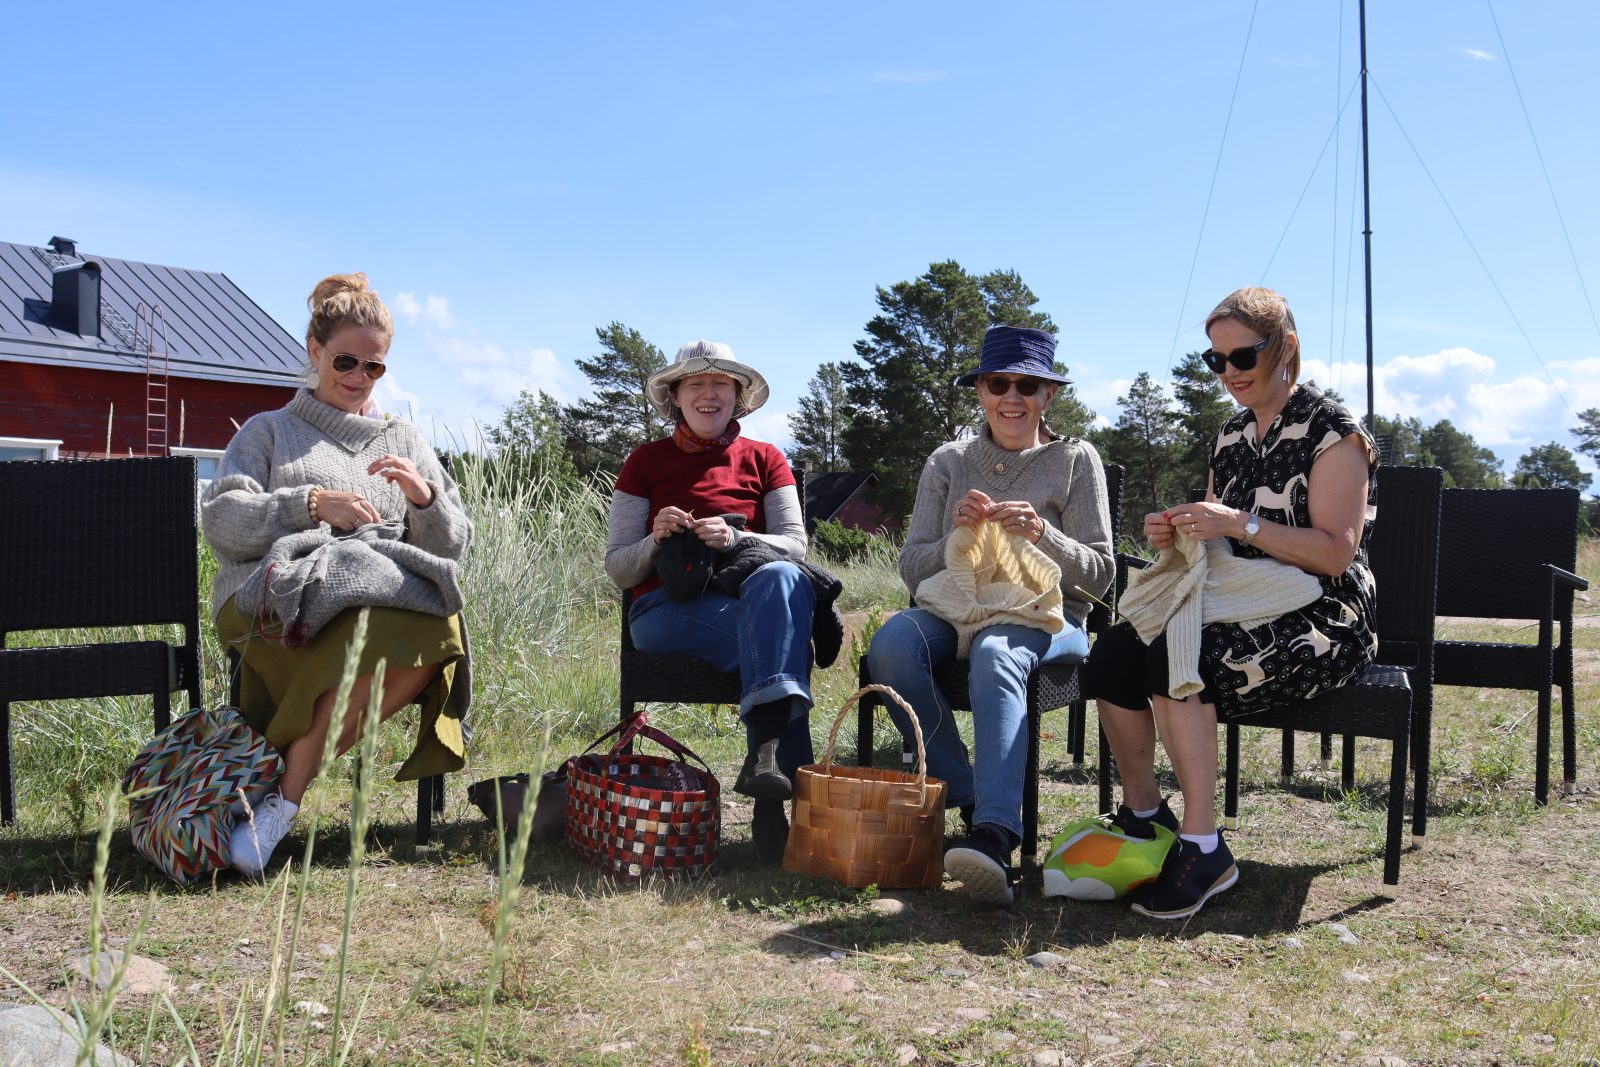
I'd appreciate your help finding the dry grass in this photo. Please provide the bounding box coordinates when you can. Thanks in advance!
[3,547,1599,1064]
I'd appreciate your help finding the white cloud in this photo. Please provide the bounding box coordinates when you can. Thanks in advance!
[458,347,579,406]
[1459,48,1495,61]
[393,291,453,330]
[741,407,795,453]
[436,335,510,366]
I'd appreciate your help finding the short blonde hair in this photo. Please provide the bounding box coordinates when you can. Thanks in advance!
[1205,286,1299,386]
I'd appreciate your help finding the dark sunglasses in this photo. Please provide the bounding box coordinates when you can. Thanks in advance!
[330,353,387,380]
[1201,339,1270,374]
[982,375,1044,397]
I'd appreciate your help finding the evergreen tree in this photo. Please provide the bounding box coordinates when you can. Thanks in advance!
[1046,377,1097,439]
[487,389,578,484]
[841,260,1054,519]
[1419,419,1503,488]
[1171,351,1237,495]
[1090,371,1184,532]
[1514,442,1592,491]
[1371,414,1429,467]
[786,362,853,473]
[1571,408,1600,461]
[560,322,670,476]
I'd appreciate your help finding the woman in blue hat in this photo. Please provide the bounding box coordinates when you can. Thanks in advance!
[865,324,1114,905]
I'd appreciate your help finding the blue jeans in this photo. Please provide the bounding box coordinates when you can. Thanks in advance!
[865,608,1089,846]
[629,561,815,778]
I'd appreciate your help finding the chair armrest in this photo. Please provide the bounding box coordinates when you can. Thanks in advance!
[1119,551,1153,572]
[1546,564,1589,592]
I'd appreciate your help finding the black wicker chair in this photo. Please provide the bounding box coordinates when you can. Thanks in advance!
[854,464,1125,873]
[1432,487,1587,805]
[0,457,204,827]
[618,467,807,723]
[1096,464,1443,886]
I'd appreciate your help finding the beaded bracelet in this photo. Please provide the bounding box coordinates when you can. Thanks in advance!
[308,485,323,524]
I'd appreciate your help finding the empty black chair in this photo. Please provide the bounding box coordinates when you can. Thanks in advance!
[1432,487,1587,804]
[1097,465,1443,885]
[856,464,1124,872]
[0,457,203,827]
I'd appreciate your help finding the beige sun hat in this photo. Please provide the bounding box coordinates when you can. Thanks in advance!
[645,340,770,420]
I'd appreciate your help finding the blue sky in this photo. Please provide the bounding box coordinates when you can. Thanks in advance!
[8,1,1600,475]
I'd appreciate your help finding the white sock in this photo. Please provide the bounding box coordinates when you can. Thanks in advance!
[1180,831,1219,854]
[1132,804,1161,819]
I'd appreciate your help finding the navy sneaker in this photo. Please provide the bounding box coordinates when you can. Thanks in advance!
[1130,830,1239,920]
[1109,797,1180,840]
[944,824,1016,905]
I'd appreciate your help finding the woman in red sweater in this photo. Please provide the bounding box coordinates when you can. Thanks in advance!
[604,341,814,865]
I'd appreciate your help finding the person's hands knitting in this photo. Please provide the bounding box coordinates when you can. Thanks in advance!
[317,490,383,531]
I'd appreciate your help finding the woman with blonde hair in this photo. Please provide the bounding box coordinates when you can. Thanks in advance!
[1084,286,1377,920]
[203,273,473,877]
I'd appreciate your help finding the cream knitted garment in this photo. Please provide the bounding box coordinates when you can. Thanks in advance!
[1119,537,1322,699]
[913,518,1066,657]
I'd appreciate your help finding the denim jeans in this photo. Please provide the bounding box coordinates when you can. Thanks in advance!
[865,607,1090,846]
[629,560,815,778]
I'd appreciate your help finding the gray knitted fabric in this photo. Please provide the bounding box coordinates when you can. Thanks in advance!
[605,485,805,590]
[232,521,465,649]
[899,427,1114,627]
[202,389,473,620]
[1120,536,1323,699]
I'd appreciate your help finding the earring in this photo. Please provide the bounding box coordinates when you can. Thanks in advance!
[1281,365,1289,382]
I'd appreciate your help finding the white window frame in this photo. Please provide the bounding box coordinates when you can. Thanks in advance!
[0,436,62,460]
[170,446,227,482]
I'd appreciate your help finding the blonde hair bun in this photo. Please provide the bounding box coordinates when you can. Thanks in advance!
[305,272,394,345]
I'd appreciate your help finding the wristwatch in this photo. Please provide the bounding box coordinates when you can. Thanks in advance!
[1241,513,1261,547]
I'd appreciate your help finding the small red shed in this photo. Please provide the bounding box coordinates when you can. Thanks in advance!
[0,236,303,473]
[804,470,901,535]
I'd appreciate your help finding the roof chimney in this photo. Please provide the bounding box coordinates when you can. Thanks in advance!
[48,236,78,256]
[51,260,102,338]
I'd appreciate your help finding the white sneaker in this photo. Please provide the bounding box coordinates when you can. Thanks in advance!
[229,793,298,877]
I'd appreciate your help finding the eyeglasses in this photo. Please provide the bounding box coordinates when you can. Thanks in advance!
[982,376,1044,397]
[1201,339,1270,374]
[330,353,387,380]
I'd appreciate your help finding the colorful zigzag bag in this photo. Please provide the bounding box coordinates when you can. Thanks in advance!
[122,706,283,885]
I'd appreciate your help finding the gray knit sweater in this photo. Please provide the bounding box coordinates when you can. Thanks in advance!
[201,389,473,620]
[900,428,1114,627]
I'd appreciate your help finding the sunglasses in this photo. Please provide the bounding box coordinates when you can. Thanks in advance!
[982,376,1045,397]
[1201,339,1270,374]
[330,353,387,380]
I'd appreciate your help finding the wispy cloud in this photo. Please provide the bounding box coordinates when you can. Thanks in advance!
[458,347,579,406]
[394,291,453,330]
[1459,48,1496,61]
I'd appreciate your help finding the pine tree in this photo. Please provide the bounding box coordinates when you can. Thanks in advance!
[1090,372,1184,532]
[786,362,852,473]
[841,260,1054,519]
[1571,408,1600,461]
[1419,419,1503,488]
[1371,415,1429,467]
[487,389,578,484]
[560,323,670,476]
[1514,442,1592,491]
[1171,352,1236,494]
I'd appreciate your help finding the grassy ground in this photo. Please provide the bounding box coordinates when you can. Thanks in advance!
[2,478,1597,1065]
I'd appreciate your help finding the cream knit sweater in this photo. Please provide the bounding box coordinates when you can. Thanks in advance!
[914,518,1067,656]
[1119,537,1322,699]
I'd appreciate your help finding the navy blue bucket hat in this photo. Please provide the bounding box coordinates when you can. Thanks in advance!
[955,325,1070,387]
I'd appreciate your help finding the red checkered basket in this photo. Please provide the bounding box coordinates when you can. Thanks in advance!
[565,712,720,881]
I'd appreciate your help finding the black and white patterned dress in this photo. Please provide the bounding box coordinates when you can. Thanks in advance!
[1202,385,1378,719]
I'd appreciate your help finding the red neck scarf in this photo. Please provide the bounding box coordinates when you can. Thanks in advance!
[673,419,742,454]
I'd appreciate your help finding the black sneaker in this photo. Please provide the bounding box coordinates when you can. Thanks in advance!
[751,799,789,867]
[733,738,791,801]
[943,824,1016,905]
[1130,831,1239,921]
[1108,797,1180,840]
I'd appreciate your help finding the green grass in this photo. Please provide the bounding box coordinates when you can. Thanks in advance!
[2,458,1599,1065]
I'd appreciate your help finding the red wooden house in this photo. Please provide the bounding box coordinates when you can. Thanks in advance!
[0,236,304,474]
[804,470,901,535]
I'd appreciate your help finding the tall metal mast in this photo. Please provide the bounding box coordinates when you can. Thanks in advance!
[1360,0,1375,432]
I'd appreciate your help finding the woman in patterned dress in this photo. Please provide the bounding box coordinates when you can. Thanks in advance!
[1082,286,1377,920]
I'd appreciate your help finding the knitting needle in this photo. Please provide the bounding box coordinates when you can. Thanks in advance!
[1072,584,1118,623]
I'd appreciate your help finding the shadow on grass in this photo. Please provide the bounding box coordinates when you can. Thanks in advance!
[0,813,461,898]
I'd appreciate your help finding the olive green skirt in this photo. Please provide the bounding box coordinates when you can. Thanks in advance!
[216,598,467,781]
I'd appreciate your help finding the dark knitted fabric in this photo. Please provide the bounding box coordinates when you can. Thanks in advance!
[710,539,846,669]
[655,514,747,601]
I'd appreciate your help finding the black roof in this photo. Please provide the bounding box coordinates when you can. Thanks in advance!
[804,470,875,523]
[0,238,304,388]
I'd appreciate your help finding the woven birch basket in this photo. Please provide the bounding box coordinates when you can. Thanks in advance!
[782,684,947,889]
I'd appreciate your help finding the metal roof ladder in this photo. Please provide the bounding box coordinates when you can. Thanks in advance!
[137,303,170,457]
